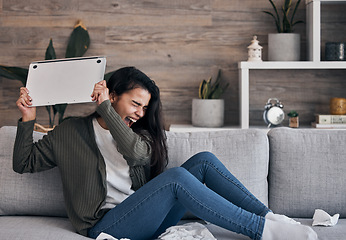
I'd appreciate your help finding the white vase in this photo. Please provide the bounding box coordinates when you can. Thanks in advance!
[192,99,224,127]
[268,33,300,61]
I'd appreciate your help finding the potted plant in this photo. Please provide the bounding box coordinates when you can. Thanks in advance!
[263,0,304,61]
[192,69,229,128]
[287,110,299,127]
[0,21,90,131]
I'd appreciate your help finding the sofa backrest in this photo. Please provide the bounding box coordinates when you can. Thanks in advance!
[0,126,67,217]
[0,126,270,217]
[268,127,346,218]
[166,129,269,206]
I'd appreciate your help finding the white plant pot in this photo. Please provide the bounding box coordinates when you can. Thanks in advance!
[192,99,224,127]
[268,33,300,61]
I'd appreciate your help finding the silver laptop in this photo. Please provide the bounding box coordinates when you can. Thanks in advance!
[25,56,106,106]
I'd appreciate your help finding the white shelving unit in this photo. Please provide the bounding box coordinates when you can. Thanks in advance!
[306,0,346,62]
[238,0,346,129]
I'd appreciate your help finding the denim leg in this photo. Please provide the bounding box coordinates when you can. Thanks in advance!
[88,166,265,240]
[152,202,187,238]
[181,151,270,217]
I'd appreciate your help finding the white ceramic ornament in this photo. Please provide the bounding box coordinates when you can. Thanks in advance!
[247,36,263,62]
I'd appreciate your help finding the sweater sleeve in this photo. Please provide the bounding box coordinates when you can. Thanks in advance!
[13,119,57,173]
[96,100,152,166]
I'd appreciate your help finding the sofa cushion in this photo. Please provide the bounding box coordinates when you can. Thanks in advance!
[0,216,90,240]
[0,126,67,217]
[268,127,346,218]
[165,129,269,206]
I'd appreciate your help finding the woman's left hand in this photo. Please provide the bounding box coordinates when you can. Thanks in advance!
[91,80,109,105]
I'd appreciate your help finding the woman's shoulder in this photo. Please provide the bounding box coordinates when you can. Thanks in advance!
[62,115,88,123]
[53,115,92,133]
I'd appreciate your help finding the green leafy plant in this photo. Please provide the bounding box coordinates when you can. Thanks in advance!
[198,69,229,99]
[287,110,299,117]
[263,0,303,33]
[0,20,90,127]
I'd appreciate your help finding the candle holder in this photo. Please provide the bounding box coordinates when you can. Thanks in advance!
[247,36,263,62]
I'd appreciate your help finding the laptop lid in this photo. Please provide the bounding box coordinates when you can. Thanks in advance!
[25,56,106,106]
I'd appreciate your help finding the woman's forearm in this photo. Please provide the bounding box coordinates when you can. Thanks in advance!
[96,100,151,166]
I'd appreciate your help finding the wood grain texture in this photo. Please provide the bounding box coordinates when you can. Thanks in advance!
[1,0,346,128]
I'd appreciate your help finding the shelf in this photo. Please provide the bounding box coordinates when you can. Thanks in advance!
[306,0,346,3]
[238,61,346,129]
[237,0,346,129]
[239,61,346,69]
[169,124,270,133]
[306,0,346,62]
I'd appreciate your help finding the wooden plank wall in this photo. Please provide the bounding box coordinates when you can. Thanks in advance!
[1,0,346,128]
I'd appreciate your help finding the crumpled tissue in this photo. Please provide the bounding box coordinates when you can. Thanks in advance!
[158,222,217,240]
[96,232,129,240]
[312,209,339,227]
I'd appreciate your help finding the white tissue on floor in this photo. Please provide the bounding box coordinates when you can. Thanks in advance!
[96,232,130,240]
[158,222,216,240]
[312,209,339,227]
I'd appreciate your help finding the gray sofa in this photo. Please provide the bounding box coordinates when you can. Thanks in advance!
[0,126,345,240]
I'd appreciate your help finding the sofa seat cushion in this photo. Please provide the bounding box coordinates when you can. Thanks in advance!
[0,216,91,240]
[0,126,67,217]
[0,216,345,240]
[207,218,346,240]
[268,128,346,218]
[165,129,269,206]
[295,219,346,240]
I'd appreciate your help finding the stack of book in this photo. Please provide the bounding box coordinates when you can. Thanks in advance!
[312,114,346,129]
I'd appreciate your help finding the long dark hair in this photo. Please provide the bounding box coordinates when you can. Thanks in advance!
[107,67,168,178]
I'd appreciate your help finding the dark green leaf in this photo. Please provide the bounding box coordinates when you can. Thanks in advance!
[53,104,68,124]
[268,0,281,32]
[282,8,291,32]
[291,0,302,25]
[65,21,90,58]
[284,0,292,12]
[45,106,54,127]
[292,20,304,26]
[45,38,56,60]
[104,71,116,82]
[0,66,28,85]
[211,83,229,99]
[203,77,212,99]
[263,11,282,33]
[211,87,223,99]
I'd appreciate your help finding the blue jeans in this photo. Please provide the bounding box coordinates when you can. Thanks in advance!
[88,151,269,240]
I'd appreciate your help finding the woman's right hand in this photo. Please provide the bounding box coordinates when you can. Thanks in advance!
[91,80,109,106]
[16,87,36,122]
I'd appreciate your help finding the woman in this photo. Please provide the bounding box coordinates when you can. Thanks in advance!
[14,67,317,240]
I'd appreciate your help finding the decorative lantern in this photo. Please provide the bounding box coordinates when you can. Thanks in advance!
[247,36,263,62]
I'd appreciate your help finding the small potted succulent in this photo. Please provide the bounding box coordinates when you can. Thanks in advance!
[263,0,304,61]
[192,69,229,127]
[287,110,299,128]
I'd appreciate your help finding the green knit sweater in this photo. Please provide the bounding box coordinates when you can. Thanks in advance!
[13,100,152,236]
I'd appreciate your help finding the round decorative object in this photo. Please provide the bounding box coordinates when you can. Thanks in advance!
[330,97,346,115]
[263,98,285,127]
[247,36,263,62]
[325,42,345,61]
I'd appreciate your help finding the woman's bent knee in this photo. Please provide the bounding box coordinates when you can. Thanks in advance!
[193,151,216,159]
[183,151,219,168]
[165,167,190,178]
